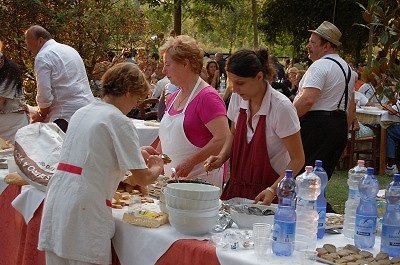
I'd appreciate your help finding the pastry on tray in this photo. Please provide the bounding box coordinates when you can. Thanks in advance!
[4,173,29,186]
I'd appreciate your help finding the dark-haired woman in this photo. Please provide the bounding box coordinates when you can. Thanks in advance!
[206,60,220,89]
[204,48,305,205]
[38,62,164,265]
[0,43,29,142]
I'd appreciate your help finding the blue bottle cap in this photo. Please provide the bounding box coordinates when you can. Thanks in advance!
[285,170,293,178]
[367,167,374,175]
[315,160,322,167]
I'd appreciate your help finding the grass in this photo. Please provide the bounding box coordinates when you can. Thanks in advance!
[326,170,393,214]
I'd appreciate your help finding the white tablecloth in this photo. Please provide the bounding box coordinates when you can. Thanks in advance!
[112,207,209,265]
[112,206,383,265]
[131,119,159,147]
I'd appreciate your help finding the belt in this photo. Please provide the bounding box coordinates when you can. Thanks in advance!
[57,162,83,175]
[304,110,347,119]
[57,163,112,208]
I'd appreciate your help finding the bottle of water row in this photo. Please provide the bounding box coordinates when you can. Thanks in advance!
[295,166,321,251]
[343,160,367,239]
[354,167,379,249]
[313,160,328,239]
[380,173,400,257]
[272,170,296,256]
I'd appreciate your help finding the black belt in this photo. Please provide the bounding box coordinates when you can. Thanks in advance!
[303,110,347,119]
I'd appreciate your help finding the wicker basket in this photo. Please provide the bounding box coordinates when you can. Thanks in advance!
[122,212,168,228]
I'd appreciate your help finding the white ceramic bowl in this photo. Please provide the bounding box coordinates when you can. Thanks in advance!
[167,205,219,236]
[164,190,221,210]
[230,204,276,229]
[166,183,220,201]
[159,200,168,213]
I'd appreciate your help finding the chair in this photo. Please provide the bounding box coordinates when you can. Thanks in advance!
[138,98,159,120]
[341,122,378,170]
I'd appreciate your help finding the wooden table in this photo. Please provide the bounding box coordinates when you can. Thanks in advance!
[356,108,387,175]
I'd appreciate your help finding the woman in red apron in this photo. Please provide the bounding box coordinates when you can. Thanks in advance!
[204,49,305,205]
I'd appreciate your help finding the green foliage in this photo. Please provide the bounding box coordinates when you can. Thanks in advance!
[358,0,400,104]
[259,0,369,63]
[1,0,149,105]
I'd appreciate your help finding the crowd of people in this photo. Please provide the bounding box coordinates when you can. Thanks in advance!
[1,21,400,264]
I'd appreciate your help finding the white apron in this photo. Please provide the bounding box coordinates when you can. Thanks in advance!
[159,77,223,188]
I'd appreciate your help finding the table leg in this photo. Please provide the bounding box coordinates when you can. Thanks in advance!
[379,126,387,175]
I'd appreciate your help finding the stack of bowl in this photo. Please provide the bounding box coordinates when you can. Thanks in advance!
[164,183,221,236]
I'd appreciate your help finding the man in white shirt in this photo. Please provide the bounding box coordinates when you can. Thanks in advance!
[294,21,355,212]
[25,25,94,132]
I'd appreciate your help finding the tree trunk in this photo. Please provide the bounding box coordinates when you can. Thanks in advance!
[174,0,182,35]
[252,0,259,49]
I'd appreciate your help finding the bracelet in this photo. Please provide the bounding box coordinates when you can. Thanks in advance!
[266,187,276,196]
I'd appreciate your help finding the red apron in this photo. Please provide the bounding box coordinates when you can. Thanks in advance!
[221,108,279,201]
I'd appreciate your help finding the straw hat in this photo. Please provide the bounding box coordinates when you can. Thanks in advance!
[308,21,342,46]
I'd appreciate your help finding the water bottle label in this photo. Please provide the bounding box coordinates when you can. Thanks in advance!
[348,188,358,200]
[355,214,377,237]
[297,199,315,209]
[317,207,326,227]
[272,220,296,243]
[381,224,400,247]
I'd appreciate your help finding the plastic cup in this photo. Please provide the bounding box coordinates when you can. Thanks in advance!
[300,250,318,265]
[7,158,17,173]
[253,223,271,259]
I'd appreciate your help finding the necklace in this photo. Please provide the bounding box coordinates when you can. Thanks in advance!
[175,92,190,109]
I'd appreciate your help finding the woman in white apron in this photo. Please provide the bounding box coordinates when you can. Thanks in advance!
[158,35,230,189]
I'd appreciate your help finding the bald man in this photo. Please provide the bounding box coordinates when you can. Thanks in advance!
[25,25,94,132]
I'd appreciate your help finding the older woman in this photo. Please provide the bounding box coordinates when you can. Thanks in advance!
[158,35,230,188]
[38,63,164,265]
[204,48,305,205]
[0,40,29,142]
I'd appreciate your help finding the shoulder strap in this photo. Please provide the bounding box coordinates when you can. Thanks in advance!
[325,57,351,111]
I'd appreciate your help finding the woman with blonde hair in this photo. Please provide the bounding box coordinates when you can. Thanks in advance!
[38,62,164,265]
[158,35,230,188]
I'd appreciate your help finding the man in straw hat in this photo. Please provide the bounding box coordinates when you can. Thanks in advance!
[294,21,356,212]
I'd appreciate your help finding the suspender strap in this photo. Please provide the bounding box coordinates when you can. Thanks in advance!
[325,57,351,111]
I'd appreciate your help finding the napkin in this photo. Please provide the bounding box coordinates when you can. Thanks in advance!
[0,168,9,194]
[12,185,46,223]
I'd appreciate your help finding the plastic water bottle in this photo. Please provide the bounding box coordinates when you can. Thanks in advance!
[219,73,226,93]
[343,160,367,239]
[313,160,328,239]
[380,173,400,257]
[354,167,379,249]
[272,170,296,256]
[295,166,321,251]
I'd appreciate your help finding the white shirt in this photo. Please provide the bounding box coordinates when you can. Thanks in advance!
[35,39,94,122]
[38,100,146,264]
[152,76,170,98]
[227,86,300,175]
[355,91,368,107]
[358,82,388,104]
[298,54,355,111]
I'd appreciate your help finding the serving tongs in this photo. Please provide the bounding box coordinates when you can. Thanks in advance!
[171,167,179,183]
